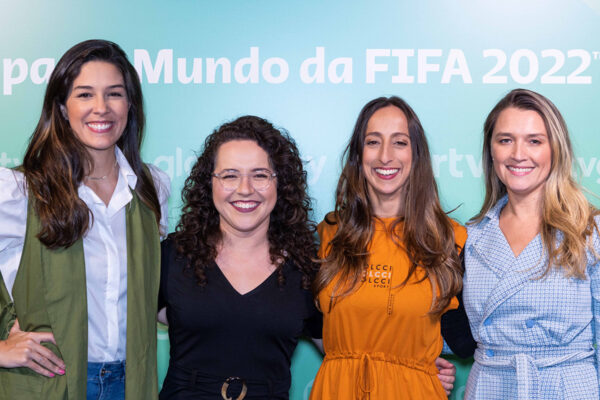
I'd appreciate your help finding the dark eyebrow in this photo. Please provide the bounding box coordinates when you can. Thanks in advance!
[365,131,409,137]
[71,84,126,91]
[216,168,272,174]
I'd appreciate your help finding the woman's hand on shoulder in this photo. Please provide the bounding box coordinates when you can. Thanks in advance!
[435,357,456,396]
[0,319,65,377]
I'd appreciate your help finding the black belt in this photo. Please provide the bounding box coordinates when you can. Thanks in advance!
[160,361,290,400]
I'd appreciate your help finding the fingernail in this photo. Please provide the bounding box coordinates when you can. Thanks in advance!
[49,373,55,377]
[59,369,65,375]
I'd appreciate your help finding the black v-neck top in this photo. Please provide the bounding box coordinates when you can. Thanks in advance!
[158,237,322,398]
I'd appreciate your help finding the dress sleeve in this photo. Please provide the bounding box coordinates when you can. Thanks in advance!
[0,168,27,296]
[303,289,323,339]
[440,251,477,358]
[0,270,15,340]
[158,236,174,312]
[147,164,171,239]
[441,290,476,358]
[0,168,25,336]
[317,214,337,259]
[0,168,27,253]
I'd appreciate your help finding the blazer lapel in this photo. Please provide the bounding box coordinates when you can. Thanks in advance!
[468,196,547,323]
[481,234,546,322]
[471,217,513,279]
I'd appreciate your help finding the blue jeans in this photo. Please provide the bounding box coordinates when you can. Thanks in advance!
[87,360,126,400]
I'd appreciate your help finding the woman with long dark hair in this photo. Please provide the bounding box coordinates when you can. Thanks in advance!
[463,89,600,399]
[0,39,170,400]
[158,116,322,399]
[310,96,466,399]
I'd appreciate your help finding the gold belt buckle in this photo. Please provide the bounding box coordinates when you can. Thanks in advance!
[221,376,247,400]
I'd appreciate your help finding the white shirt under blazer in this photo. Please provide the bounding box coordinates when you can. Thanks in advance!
[0,147,170,363]
[463,195,600,400]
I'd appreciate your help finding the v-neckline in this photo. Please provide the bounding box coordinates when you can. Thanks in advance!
[213,261,279,297]
[496,207,541,259]
[497,221,540,260]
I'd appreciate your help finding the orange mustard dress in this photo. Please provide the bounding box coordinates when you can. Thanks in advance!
[310,217,467,400]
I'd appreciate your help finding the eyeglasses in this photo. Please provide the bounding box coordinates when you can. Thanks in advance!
[212,169,277,191]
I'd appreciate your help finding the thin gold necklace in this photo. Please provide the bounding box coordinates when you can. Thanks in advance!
[86,160,118,181]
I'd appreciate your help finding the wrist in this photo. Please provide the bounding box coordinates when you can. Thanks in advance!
[0,340,8,367]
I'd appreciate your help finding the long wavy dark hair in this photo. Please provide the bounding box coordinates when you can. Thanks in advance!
[22,39,161,249]
[314,96,463,314]
[172,116,318,289]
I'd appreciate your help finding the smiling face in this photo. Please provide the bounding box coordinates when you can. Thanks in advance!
[63,61,129,158]
[362,105,412,216]
[212,140,277,237]
[491,107,552,201]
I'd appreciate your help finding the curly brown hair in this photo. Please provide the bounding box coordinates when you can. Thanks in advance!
[172,115,318,289]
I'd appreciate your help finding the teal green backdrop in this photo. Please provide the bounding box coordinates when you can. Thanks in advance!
[2,1,600,398]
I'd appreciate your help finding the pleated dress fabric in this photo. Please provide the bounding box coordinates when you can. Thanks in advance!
[310,217,467,399]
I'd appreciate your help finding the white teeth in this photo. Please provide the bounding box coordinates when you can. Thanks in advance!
[87,122,112,130]
[232,202,258,209]
[507,166,533,172]
[375,168,399,176]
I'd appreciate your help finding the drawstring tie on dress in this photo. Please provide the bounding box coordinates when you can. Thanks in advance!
[324,351,439,399]
[357,353,377,399]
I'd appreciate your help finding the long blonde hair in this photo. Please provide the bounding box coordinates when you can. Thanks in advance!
[472,89,599,278]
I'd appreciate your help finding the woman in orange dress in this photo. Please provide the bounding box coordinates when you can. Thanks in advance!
[311,96,466,399]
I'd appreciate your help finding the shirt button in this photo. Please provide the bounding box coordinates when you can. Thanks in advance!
[486,349,494,357]
[526,319,534,328]
[483,318,492,327]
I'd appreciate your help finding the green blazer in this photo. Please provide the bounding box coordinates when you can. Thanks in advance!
[0,190,160,399]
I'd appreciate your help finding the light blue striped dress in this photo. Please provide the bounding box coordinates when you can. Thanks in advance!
[464,196,600,400]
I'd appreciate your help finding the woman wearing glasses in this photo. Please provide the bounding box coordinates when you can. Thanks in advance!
[157,116,322,399]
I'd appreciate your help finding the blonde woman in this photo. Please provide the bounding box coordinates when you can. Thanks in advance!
[464,89,600,399]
